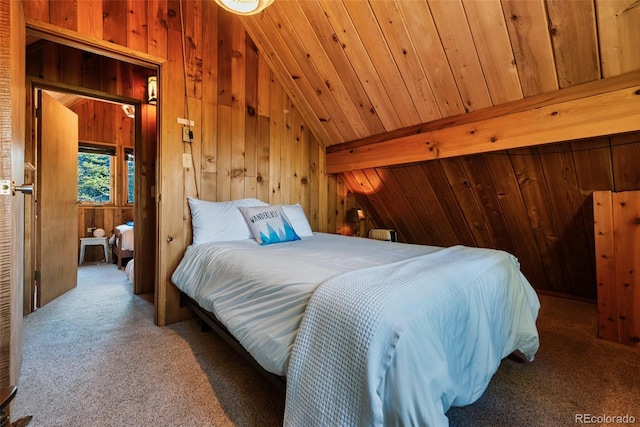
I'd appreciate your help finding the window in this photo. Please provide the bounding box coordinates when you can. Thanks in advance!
[125,148,135,204]
[78,144,115,204]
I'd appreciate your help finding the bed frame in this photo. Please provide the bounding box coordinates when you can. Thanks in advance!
[113,227,133,270]
[180,292,286,392]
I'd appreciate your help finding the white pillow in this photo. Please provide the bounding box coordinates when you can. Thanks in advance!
[282,204,313,237]
[238,204,301,245]
[188,197,268,244]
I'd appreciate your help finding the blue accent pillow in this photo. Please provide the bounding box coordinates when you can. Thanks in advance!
[238,205,301,245]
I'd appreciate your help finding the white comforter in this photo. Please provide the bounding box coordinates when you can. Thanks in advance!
[284,245,540,426]
[171,233,540,425]
[171,233,439,375]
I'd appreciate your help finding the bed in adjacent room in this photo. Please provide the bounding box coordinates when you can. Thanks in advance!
[171,198,541,426]
[112,223,134,270]
[125,257,134,285]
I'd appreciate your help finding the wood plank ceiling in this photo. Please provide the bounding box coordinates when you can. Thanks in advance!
[240,0,639,148]
[237,0,640,300]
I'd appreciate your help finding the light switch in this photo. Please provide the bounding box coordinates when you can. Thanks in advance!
[183,153,192,168]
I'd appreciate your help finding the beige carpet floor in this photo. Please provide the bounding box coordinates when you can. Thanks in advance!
[12,263,284,427]
[11,263,640,426]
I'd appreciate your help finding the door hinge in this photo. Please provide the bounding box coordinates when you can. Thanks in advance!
[34,270,40,281]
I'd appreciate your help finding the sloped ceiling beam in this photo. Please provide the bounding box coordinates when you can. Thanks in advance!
[327,71,640,174]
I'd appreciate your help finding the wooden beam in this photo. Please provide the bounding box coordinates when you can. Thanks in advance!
[326,71,640,174]
[25,18,165,68]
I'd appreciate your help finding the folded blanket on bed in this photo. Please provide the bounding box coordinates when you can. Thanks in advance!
[284,245,540,426]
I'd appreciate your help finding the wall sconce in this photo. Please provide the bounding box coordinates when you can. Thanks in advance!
[346,208,365,236]
[214,0,274,16]
[147,75,157,105]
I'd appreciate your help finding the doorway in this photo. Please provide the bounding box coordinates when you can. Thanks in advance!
[24,41,158,314]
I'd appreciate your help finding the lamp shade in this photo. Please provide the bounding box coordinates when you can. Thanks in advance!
[147,76,157,105]
[347,208,364,222]
[215,0,274,15]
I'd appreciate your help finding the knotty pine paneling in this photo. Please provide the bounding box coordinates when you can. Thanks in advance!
[238,0,639,148]
[24,0,340,325]
[596,0,640,78]
[23,0,640,150]
[546,0,600,88]
[594,190,640,347]
[344,133,640,300]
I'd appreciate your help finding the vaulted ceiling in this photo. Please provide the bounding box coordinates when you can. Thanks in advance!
[237,0,640,301]
[239,0,639,148]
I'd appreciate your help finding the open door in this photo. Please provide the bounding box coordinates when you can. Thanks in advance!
[1,0,26,388]
[36,91,79,307]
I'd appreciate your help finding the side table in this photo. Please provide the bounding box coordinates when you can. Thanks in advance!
[79,237,109,264]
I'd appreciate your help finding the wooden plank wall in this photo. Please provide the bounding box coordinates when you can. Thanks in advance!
[343,132,640,300]
[594,190,640,347]
[22,0,339,325]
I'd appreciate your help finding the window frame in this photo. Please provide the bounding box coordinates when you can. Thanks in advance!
[77,142,117,206]
[124,147,135,205]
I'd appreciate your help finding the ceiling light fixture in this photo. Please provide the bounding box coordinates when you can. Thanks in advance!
[214,0,274,16]
[122,104,135,119]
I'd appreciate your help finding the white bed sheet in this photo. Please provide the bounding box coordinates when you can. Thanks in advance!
[114,224,134,251]
[125,259,134,284]
[171,232,441,375]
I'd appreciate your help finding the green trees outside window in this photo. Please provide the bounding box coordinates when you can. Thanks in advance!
[78,144,134,205]
[78,152,112,203]
[126,150,135,204]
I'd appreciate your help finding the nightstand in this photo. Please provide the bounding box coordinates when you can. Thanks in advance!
[79,237,109,264]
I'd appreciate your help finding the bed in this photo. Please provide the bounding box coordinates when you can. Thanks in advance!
[112,223,134,269]
[125,258,134,284]
[171,198,540,426]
